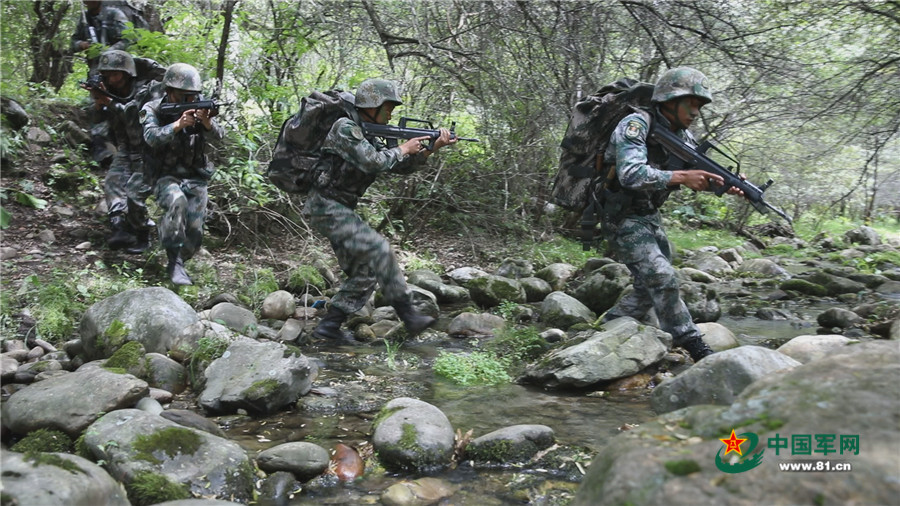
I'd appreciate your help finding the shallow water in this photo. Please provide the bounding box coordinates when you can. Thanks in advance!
[219,290,879,504]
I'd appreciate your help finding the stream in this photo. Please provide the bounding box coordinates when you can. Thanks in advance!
[213,285,857,505]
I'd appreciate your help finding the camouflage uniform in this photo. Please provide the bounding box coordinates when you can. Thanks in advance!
[305,117,428,314]
[97,51,166,250]
[303,78,438,343]
[72,3,131,165]
[140,91,224,271]
[601,67,713,356]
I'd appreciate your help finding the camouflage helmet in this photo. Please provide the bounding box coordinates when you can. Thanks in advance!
[97,50,136,77]
[162,63,202,92]
[651,67,712,105]
[354,79,403,108]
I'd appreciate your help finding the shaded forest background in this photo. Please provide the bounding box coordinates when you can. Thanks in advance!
[2,0,899,246]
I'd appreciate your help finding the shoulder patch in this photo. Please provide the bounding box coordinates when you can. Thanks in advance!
[624,120,644,140]
[349,125,364,141]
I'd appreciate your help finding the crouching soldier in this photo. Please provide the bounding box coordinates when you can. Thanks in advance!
[140,63,223,285]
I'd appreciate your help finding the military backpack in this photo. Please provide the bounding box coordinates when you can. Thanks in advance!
[550,78,654,211]
[267,90,356,194]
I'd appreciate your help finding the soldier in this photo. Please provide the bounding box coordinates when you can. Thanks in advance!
[89,49,165,252]
[599,67,744,362]
[72,1,132,167]
[140,63,224,285]
[305,78,457,345]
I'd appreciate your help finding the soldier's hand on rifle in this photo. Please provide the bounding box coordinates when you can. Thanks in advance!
[431,128,458,151]
[194,108,213,130]
[400,136,431,157]
[174,109,199,132]
[671,169,725,192]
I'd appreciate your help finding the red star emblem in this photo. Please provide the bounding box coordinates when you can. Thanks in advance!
[719,429,748,456]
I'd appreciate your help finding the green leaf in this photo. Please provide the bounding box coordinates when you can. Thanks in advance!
[14,191,48,209]
[0,205,10,229]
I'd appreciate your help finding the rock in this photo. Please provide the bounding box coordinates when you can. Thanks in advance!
[816,307,863,329]
[257,471,299,506]
[695,322,739,351]
[540,291,595,329]
[372,397,455,472]
[381,477,457,506]
[572,263,631,315]
[519,276,553,302]
[468,274,526,308]
[257,442,330,481]
[159,409,225,437]
[519,317,671,388]
[79,287,200,361]
[779,278,827,296]
[574,341,900,506]
[676,267,717,283]
[277,318,305,343]
[209,302,259,338]
[260,290,297,320]
[26,126,51,144]
[737,258,791,279]
[1,96,30,129]
[844,226,881,245]
[2,367,148,437]
[679,281,721,323]
[447,312,506,338]
[37,229,55,243]
[0,246,18,260]
[1,451,129,505]
[446,266,489,286]
[801,271,866,296]
[650,346,801,414]
[535,263,578,291]
[146,352,188,394]
[684,251,733,276]
[135,396,164,415]
[83,409,254,502]
[465,424,555,463]
[200,338,317,415]
[776,335,858,363]
[496,258,534,279]
[331,443,364,481]
[408,270,469,303]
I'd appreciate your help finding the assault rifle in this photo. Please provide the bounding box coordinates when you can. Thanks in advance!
[649,125,792,223]
[79,74,128,103]
[81,3,99,44]
[360,117,479,151]
[158,99,228,118]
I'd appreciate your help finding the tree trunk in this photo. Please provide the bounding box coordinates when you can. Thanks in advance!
[215,0,238,97]
[28,1,71,91]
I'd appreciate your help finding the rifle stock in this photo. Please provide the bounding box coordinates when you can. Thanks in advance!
[80,75,128,103]
[360,117,479,151]
[650,125,792,223]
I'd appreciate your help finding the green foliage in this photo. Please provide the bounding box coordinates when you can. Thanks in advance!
[286,264,326,294]
[23,451,85,475]
[527,237,595,267]
[664,459,701,476]
[125,470,191,506]
[666,225,744,253]
[103,341,145,371]
[187,335,230,387]
[11,429,73,454]
[485,326,549,365]
[403,251,443,273]
[433,350,511,386]
[234,264,278,310]
[828,250,900,274]
[495,300,522,321]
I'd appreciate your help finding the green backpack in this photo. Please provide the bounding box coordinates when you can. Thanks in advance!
[550,78,654,211]
[267,90,356,194]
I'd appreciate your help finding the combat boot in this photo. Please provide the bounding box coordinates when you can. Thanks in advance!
[165,248,192,286]
[107,215,136,250]
[125,228,151,254]
[312,306,358,345]
[679,334,714,362]
[393,300,436,338]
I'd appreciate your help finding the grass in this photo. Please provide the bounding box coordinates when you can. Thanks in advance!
[433,350,511,386]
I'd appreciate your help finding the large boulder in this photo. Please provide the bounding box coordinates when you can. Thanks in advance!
[468,274,526,308]
[776,335,858,363]
[372,397,455,472]
[83,409,254,502]
[80,287,200,360]
[574,341,900,506]
[519,317,671,388]
[1,451,130,505]
[650,346,801,414]
[2,367,148,437]
[540,291,595,329]
[571,263,631,315]
[200,338,317,415]
[465,424,555,464]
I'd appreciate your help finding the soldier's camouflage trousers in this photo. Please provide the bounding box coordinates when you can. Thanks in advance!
[105,153,149,228]
[88,105,116,165]
[303,190,411,315]
[154,176,207,261]
[604,216,701,343]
